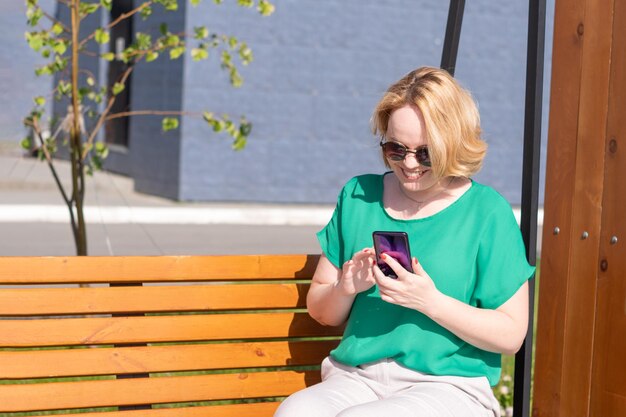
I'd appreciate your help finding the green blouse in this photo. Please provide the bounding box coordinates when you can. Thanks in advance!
[317,173,535,386]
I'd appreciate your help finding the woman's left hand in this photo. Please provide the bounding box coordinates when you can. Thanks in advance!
[373,254,441,316]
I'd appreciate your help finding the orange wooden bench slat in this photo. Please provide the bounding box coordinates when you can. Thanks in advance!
[0,254,331,415]
[0,370,320,413]
[0,254,319,284]
[0,340,340,379]
[0,312,342,347]
[44,402,280,417]
[0,283,310,316]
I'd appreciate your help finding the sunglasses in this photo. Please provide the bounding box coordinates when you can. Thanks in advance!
[380,140,431,167]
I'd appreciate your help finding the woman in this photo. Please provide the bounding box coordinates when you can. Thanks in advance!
[274,67,535,417]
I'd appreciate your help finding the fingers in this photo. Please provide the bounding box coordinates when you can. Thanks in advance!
[380,253,404,277]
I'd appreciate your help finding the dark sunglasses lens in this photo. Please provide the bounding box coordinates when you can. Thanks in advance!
[382,142,407,161]
[416,147,431,166]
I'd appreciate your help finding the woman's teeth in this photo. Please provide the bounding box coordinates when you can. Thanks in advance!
[403,170,425,179]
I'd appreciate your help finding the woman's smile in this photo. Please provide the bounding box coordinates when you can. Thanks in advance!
[401,168,428,181]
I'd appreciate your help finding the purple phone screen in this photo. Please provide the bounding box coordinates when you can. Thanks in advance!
[373,232,412,277]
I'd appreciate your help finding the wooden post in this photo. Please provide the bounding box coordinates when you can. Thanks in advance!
[533,0,626,415]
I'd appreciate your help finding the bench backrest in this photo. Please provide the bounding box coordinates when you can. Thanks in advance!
[0,254,342,417]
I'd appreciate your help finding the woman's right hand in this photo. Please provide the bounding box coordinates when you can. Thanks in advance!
[338,248,377,296]
[307,249,376,326]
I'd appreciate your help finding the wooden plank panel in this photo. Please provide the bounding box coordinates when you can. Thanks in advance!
[0,283,310,316]
[0,254,320,284]
[0,340,339,379]
[591,0,626,414]
[0,370,320,412]
[0,313,343,347]
[51,403,280,417]
[557,0,614,415]
[532,0,586,414]
[48,402,280,417]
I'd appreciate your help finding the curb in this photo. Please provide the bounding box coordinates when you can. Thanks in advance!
[0,205,544,227]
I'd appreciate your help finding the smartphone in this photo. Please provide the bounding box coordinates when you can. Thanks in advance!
[372,231,413,278]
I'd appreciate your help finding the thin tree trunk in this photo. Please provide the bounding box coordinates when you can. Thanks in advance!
[70,0,87,256]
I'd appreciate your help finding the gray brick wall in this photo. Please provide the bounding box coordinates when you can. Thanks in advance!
[1,0,553,206]
[126,3,187,200]
[0,1,56,143]
[179,0,553,204]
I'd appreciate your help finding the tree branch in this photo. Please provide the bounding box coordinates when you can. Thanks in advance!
[78,1,155,50]
[82,65,135,160]
[105,109,202,121]
[29,118,73,208]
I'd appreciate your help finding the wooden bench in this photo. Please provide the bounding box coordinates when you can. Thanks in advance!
[0,254,342,417]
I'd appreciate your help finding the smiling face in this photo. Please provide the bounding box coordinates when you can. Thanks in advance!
[385,104,439,193]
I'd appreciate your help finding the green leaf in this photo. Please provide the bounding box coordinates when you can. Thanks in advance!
[102,52,115,61]
[237,0,253,8]
[51,23,64,35]
[191,47,208,61]
[258,0,275,16]
[194,26,209,40]
[239,119,252,136]
[78,87,90,100]
[79,3,100,16]
[136,33,152,50]
[25,32,44,52]
[52,39,67,55]
[169,46,185,60]
[156,0,178,11]
[165,34,181,47]
[100,0,113,11]
[162,117,179,132]
[202,112,214,123]
[21,137,32,151]
[53,55,68,72]
[159,23,168,36]
[35,65,51,76]
[95,142,109,158]
[230,71,243,88]
[112,82,125,95]
[87,77,95,86]
[191,0,202,5]
[146,51,159,62]
[34,96,46,106]
[58,80,71,96]
[94,28,110,45]
[26,6,43,26]
[232,135,247,150]
[239,44,253,64]
[140,5,153,19]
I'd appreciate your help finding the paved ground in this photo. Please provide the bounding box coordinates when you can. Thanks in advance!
[0,142,329,256]
[0,141,542,257]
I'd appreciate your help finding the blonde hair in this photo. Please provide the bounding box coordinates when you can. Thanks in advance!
[371,66,486,178]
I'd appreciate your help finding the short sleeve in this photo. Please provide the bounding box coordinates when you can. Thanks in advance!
[472,200,536,309]
[316,186,346,268]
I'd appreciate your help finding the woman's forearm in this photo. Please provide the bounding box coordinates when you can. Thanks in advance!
[426,284,529,355]
[306,281,356,326]
[307,251,376,327]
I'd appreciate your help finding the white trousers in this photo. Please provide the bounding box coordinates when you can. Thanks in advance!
[274,357,501,417]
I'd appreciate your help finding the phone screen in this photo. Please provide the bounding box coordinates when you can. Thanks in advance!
[372,231,413,278]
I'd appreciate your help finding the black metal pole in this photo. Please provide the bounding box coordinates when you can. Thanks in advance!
[440,0,466,76]
[514,0,546,416]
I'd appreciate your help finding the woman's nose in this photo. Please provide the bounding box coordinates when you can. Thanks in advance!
[402,153,421,168]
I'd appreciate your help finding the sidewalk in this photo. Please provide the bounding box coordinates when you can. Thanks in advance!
[0,141,331,256]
